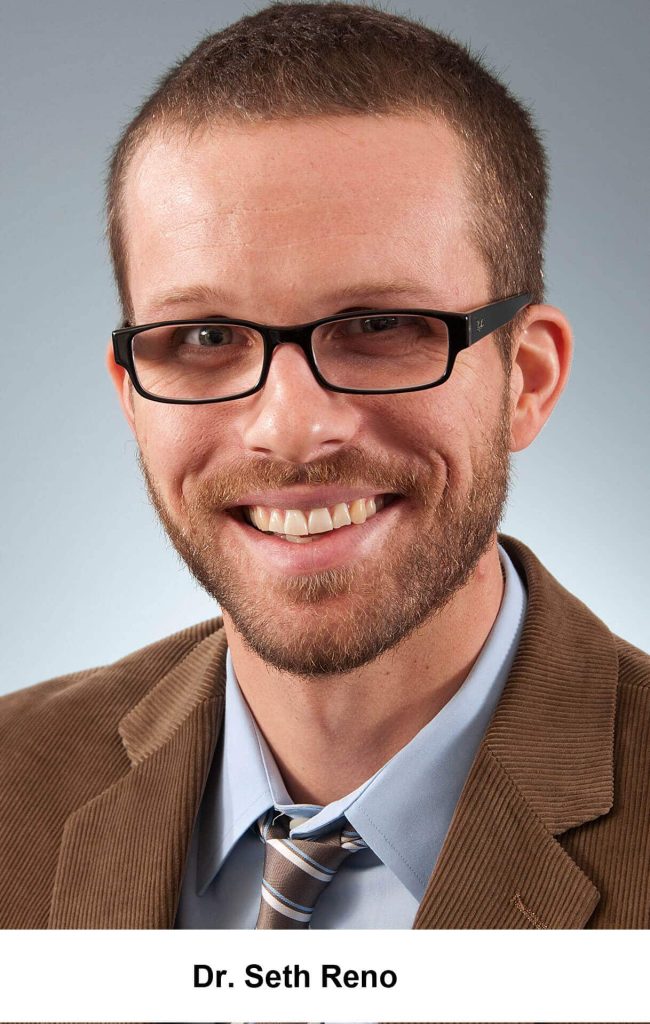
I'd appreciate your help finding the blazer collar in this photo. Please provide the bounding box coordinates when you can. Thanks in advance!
[49,627,228,928]
[414,534,618,928]
[483,535,616,835]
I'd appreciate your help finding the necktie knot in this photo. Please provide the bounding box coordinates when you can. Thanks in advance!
[255,810,366,929]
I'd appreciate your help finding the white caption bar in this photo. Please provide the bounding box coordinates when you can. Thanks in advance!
[0,929,646,1022]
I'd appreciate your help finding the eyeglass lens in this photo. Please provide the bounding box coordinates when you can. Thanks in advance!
[130,314,451,400]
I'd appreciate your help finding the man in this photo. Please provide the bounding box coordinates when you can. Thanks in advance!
[0,1,648,931]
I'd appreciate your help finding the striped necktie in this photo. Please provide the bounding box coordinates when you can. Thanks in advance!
[255,810,366,928]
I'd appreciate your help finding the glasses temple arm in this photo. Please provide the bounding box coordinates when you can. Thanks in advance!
[467,292,532,345]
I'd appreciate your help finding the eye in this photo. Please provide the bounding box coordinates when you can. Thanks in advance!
[349,316,404,334]
[172,325,236,347]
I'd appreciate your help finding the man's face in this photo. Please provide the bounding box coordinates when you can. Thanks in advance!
[117,114,512,675]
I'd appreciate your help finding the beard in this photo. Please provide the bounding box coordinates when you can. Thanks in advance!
[137,386,512,677]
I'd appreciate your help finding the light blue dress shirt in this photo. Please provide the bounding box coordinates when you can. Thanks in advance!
[175,544,527,928]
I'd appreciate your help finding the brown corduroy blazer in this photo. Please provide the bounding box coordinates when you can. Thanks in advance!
[0,535,648,929]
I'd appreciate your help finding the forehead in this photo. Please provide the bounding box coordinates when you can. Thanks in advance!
[123,113,478,318]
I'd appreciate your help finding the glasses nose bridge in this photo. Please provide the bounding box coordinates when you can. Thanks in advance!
[263,324,320,387]
[266,324,314,356]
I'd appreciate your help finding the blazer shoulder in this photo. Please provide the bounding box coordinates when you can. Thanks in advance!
[614,633,650,691]
[0,615,225,734]
[611,634,650,778]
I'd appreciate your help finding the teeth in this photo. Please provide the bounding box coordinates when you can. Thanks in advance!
[255,506,271,531]
[245,495,389,540]
[349,498,367,525]
[268,508,285,533]
[331,502,352,529]
[308,507,334,534]
[284,509,309,536]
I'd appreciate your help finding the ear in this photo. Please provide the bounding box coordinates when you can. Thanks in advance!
[508,304,573,452]
[105,339,137,436]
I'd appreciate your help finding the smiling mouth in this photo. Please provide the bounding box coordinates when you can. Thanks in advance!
[230,493,399,543]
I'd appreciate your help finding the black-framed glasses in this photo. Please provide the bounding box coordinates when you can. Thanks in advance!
[112,292,531,405]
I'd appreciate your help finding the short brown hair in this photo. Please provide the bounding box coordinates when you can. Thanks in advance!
[106,1,547,355]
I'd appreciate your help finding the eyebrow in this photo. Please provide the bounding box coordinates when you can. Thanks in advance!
[144,278,442,319]
[327,279,441,307]
[146,283,233,312]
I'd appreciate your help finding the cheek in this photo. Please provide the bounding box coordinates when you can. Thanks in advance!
[436,348,508,446]
[371,391,473,476]
[133,402,232,505]
[374,364,503,489]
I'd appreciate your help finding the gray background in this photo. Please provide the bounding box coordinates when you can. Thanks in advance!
[1,0,648,695]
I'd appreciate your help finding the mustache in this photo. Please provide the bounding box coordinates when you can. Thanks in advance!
[180,445,438,513]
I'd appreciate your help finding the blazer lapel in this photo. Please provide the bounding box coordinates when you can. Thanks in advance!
[414,535,618,929]
[413,744,601,928]
[49,628,228,928]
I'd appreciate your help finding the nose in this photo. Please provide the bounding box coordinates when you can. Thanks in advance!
[241,343,361,463]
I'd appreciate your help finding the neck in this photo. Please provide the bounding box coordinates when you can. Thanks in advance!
[222,538,504,805]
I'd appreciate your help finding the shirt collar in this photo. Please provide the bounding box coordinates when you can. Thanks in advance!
[197,543,526,898]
